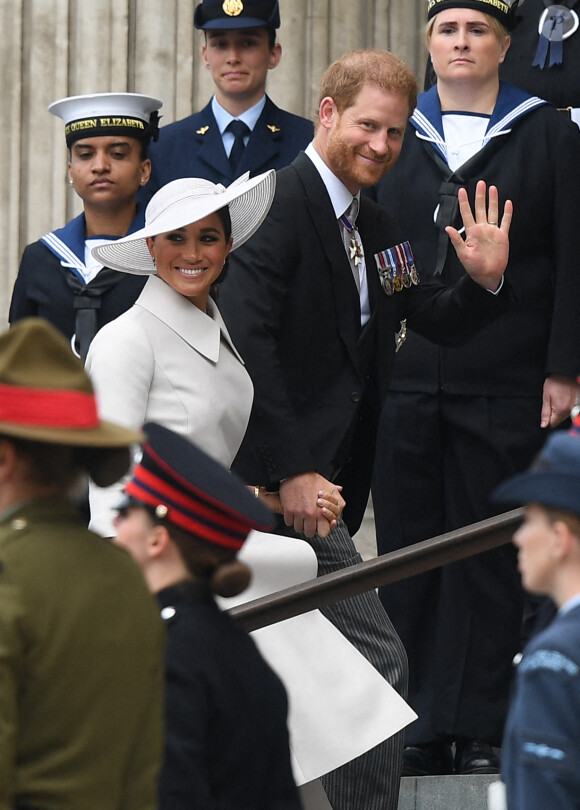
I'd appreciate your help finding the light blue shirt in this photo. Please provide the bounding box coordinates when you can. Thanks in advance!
[211,95,266,157]
[304,142,370,326]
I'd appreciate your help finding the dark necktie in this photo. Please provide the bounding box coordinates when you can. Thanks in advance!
[227,119,250,172]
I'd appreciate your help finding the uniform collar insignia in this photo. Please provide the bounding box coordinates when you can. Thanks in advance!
[267,124,281,133]
[196,125,210,135]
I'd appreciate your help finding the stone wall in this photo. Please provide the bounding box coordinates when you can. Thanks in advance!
[0,0,426,323]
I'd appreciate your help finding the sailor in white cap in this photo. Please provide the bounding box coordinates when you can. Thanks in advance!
[9,92,163,360]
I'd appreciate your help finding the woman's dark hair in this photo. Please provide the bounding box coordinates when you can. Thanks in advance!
[212,204,233,288]
[142,506,251,597]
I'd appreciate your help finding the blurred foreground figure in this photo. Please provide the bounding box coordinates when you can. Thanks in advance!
[0,318,164,810]
[493,414,580,809]
[113,422,302,810]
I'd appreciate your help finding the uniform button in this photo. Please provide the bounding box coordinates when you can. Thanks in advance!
[11,518,27,531]
[513,652,523,667]
[160,606,176,622]
[351,392,361,403]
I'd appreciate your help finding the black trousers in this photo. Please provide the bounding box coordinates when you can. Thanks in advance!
[372,390,546,746]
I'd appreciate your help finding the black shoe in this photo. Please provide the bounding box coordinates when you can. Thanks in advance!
[402,742,454,776]
[454,739,500,775]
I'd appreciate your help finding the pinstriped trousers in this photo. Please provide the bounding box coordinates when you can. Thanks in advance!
[277,518,408,810]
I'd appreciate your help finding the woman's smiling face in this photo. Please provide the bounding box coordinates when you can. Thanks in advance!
[146,212,233,311]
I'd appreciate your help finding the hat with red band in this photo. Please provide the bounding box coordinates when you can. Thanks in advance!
[123,422,274,550]
[0,318,142,486]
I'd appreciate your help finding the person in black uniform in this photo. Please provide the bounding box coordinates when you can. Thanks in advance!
[141,0,313,201]
[371,0,580,778]
[425,0,580,123]
[112,421,302,810]
[9,92,162,359]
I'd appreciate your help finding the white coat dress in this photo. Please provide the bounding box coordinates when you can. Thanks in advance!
[86,274,253,537]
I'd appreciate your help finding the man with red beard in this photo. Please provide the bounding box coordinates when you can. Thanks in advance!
[219,48,513,810]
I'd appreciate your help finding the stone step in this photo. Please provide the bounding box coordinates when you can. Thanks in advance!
[399,774,498,810]
[299,774,500,810]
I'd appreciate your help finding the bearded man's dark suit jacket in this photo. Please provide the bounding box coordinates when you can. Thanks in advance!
[142,97,313,203]
[219,150,509,810]
[219,151,509,535]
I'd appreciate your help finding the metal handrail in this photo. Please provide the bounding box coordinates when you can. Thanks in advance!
[229,508,523,632]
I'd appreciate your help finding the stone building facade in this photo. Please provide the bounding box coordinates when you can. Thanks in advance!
[0,0,426,322]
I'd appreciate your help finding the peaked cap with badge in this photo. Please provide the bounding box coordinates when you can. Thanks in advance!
[121,422,274,550]
[194,0,280,30]
[0,318,141,486]
[141,0,312,198]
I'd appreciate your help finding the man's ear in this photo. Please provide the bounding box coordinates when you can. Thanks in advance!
[318,96,337,131]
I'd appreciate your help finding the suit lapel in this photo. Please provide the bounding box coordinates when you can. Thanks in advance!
[193,103,232,183]
[238,97,282,175]
[293,154,362,366]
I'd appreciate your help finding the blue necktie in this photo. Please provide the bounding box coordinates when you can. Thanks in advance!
[227,120,250,172]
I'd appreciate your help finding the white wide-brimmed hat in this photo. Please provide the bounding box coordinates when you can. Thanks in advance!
[92,170,276,275]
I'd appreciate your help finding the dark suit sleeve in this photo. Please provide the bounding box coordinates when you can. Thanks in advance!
[402,272,512,347]
[219,190,319,486]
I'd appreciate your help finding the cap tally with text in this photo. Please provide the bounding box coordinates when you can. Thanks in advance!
[0,318,142,486]
[49,92,163,148]
[427,0,520,28]
[493,412,580,517]
[124,422,274,550]
[194,0,280,30]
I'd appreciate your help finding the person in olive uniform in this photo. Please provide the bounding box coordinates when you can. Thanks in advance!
[113,422,302,810]
[0,318,164,810]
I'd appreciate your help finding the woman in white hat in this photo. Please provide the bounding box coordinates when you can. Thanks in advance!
[370,0,580,779]
[9,92,162,361]
[86,171,343,537]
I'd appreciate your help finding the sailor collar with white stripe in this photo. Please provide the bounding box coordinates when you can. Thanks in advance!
[411,82,547,161]
[40,206,146,280]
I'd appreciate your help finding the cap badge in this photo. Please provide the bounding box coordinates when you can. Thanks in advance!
[196,125,210,135]
[223,0,244,16]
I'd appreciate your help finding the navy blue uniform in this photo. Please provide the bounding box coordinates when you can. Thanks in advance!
[142,96,313,202]
[9,211,146,351]
[157,581,301,810]
[503,602,580,808]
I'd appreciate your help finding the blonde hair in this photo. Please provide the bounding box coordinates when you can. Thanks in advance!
[316,49,417,129]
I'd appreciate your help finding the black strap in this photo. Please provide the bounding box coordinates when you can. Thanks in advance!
[227,120,250,172]
[63,266,125,359]
[419,135,509,275]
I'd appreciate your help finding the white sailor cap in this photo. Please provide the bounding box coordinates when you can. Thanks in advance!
[48,92,163,147]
